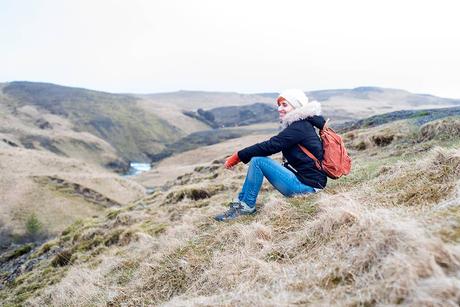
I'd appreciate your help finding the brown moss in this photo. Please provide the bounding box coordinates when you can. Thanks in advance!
[165,185,225,204]
[194,165,220,173]
[355,141,367,151]
[51,249,72,267]
[372,134,394,147]
[119,230,135,246]
[106,209,122,220]
[345,132,356,140]
[193,200,210,208]
[37,240,58,256]
[74,228,105,252]
[3,243,34,262]
[321,268,355,289]
[140,221,167,236]
[104,229,124,246]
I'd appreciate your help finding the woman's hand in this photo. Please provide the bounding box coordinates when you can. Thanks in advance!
[224,152,240,169]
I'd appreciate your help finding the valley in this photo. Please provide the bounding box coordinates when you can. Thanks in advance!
[1,82,460,305]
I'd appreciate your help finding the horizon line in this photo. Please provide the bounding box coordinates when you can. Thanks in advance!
[1,80,457,100]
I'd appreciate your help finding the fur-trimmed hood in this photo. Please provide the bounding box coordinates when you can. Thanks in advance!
[280,100,322,129]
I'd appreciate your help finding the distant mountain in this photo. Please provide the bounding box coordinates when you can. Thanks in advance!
[336,105,460,132]
[1,82,184,162]
[139,90,274,110]
[183,102,279,128]
[307,86,460,105]
[258,87,460,105]
[139,87,460,131]
[3,82,460,165]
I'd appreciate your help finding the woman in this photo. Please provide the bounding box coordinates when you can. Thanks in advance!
[214,89,327,222]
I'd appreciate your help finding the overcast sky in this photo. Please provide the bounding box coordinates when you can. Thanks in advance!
[1,0,459,98]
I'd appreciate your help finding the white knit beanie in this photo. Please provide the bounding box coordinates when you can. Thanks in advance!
[278,89,309,109]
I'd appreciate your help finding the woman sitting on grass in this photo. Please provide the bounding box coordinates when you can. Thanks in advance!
[215,89,327,222]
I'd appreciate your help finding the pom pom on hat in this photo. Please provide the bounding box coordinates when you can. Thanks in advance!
[278,89,309,109]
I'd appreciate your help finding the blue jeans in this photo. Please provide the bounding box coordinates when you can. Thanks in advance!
[237,156,316,208]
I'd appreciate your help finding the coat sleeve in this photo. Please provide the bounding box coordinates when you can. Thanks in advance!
[237,121,306,164]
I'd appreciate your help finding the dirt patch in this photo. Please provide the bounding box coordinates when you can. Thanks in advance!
[165,184,225,204]
[372,134,394,146]
[33,176,122,208]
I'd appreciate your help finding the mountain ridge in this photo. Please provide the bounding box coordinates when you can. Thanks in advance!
[3,80,460,167]
[1,81,184,163]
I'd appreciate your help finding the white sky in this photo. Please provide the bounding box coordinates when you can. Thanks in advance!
[1,0,460,98]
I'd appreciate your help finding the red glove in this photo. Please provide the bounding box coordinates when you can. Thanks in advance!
[224,152,240,169]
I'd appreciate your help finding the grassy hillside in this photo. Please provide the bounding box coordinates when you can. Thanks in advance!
[136,92,276,135]
[336,106,460,132]
[136,98,213,135]
[0,88,130,172]
[3,82,459,163]
[313,87,460,121]
[2,112,460,305]
[183,102,279,128]
[2,82,184,161]
[140,87,460,133]
[134,133,275,188]
[147,125,278,163]
[308,86,460,104]
[0,145,145,250]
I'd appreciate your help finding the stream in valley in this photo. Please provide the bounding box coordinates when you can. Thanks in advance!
[123,162,151,176]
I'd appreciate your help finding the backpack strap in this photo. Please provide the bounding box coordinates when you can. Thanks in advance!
[298,117,329,170]
[298,144,322,170]
[323,118,330,130]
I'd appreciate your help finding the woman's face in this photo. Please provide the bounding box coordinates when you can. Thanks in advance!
[277,98,294,120]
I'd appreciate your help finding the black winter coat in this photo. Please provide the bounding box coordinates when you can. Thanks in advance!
[237,109,327,189]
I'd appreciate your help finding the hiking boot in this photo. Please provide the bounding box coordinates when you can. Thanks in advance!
[214,200,256,222]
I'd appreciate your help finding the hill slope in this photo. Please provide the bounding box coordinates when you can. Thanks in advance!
[336,105,460,132]
[183,102,279,128]
[0,97,128,171]
[3,82,460,162]
[2,113,460,305]
[138,87,460,134]
[1,82,184,162]
[0,145,145,248]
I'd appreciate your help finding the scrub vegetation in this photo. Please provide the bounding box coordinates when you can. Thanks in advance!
[1,115,460,306]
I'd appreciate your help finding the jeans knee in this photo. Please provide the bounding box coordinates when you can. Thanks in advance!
[250,156,269,166]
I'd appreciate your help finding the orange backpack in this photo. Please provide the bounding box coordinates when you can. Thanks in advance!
[298,119,352,179]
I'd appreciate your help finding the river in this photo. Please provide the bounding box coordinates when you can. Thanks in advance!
[123,162,151,177]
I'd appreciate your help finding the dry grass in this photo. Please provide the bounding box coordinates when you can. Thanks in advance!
[157,196,460,306]
[364,147,460,207]
[418,117,460,142]
[0,146,144,238]
[4,117,460,306]
[29,185,460,306]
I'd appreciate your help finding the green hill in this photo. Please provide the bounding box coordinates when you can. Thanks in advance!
[2,82,184,162]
